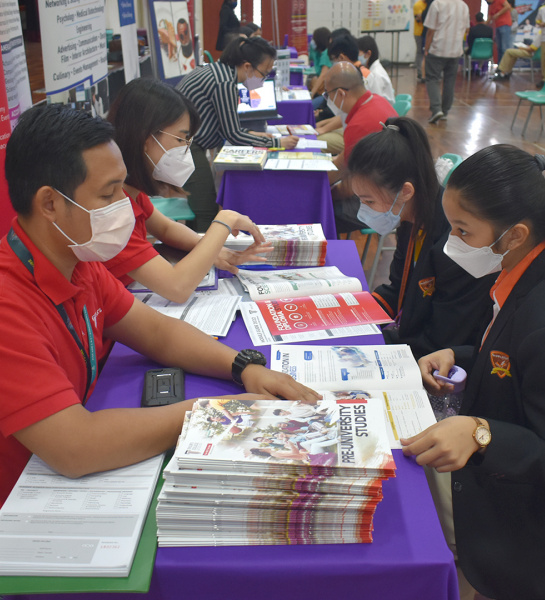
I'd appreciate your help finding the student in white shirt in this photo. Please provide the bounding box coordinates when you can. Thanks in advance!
[356,36,395,106]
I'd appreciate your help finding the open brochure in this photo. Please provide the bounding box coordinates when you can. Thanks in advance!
[132,290,240,337]
[0,454,163,577]
[264,152,337,171]
[270,345,436,447]
[236,266,362,301]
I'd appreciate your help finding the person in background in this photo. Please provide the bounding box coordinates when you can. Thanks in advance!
[240,23,262,38]
[534,1,545,87]
[308,27,332,109]
[0,103,320,508]
[323,62,398,232]
[508,0,518,37]
[177,37,298,232]
[413,0,427,82]
[424,0,469,123]
[216,0,240,52]
[493,29,541,80]
[346,117,495,359]
[466,12,493,54]
[105,78,272,303]
[356,36,396,105]
[403,145,545,600]
[486,0,512,64]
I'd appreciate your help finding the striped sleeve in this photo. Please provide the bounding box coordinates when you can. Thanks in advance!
[211,81,274,147]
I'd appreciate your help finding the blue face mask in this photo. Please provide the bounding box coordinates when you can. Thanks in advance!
[359,54,369,66]
[356,191,404,235]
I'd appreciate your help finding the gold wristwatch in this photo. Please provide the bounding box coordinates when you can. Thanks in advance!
[472,417,491,449]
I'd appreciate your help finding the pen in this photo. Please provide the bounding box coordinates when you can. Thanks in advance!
[267,147,285,151]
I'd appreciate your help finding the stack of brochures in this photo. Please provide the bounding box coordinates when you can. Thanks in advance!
[213,146,268,170]
[0,454,164,577]
[156,396,397,547]
[236,266,392,345]
[224,223,328,266]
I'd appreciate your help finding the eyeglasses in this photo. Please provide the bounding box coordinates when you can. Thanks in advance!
[253,66,271,80]
[158,130,193,154]
[322,87,347,101]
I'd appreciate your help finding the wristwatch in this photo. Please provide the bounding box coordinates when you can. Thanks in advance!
[232,349,267,385]
[472,417,491,449]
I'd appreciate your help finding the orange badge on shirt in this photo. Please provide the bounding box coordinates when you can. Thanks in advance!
[490,350,512,378]
[419,277,435,297]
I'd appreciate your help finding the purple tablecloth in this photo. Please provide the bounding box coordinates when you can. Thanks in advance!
[216,169,337,240]
[275,99,316,127]
[9,241,458,600]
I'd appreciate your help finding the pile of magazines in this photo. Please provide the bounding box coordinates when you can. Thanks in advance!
[224,224,328,267]
[156,397,396,546]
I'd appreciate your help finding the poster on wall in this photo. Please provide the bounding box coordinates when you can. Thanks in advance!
[361,0,411,32]
[148,0,196,85]
[119,0,140,84]
[0,0,32,128]
[37,0,108,97]
[290,0,307,55]
[0,46,14,238]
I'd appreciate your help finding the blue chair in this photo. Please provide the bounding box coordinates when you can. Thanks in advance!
[394,93,412,102]
[440,153,463,185]
[465,38,494,82]
[347,228,396,289]
[393,98,411,116]
[203,50,214,63]
[149,196,195,222]
[511,83,545,139]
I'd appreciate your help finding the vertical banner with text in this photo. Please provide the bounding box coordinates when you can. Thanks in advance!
[0,45,14,238]
[0,0,32,128]
[38,0,108,97]
[119,0,140,83]
[290,0,307,55]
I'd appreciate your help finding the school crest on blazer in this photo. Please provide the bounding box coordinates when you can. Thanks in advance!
[490,350,512,378]
[418,277,435,297]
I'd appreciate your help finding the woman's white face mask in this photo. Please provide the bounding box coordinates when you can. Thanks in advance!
[443,228,512,278]
[146,134,195,188]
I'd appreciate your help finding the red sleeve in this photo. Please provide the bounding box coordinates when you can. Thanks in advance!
[103,192,159,284]
[94,264,135,328]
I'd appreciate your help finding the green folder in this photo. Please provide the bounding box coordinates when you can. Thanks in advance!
[0,472,164,595]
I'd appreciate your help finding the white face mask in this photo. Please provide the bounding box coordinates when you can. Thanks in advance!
[443,230,511,278]
[53,190,135,262]
[243,73,264,91]
[326,89,345,118]
[147,135,195,188]
[357,191,404,236]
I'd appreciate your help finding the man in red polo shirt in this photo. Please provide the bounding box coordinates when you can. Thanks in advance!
[486,0,512,64]
[324,62,397,234]
[0,104,319,507]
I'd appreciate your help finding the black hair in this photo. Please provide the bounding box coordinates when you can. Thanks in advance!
[347,117,439,233]
[475,12,485,22]
[330,28,352,40]
[328,34,359,63]
[107,77,200,196]
[241,22,260,33]
[250,448,270,457]
[272,408,287,415]
[220,36,276,68]
[5,103,114,215]
[357,35,379,67]
[312,27,331,52]
[240,25,254,36]
[447,144,545,242]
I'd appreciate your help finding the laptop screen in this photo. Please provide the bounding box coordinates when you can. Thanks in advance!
[237,80,278,120]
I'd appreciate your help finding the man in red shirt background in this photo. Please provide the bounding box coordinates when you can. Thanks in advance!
[486,0,512,63]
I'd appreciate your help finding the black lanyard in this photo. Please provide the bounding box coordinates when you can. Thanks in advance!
[7,228,97,404]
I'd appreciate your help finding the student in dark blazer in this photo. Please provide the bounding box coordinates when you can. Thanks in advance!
[347,117,495,360]
[403,145,545,600]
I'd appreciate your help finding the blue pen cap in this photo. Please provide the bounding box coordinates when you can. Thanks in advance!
[432,365,467,394]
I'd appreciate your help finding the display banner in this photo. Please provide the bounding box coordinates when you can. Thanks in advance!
[290,0,307,55]
[0,0,32,128]
[361,0,411,32]
[118,0,140,83]
[148,0,196,85]
[38,0,108,96]
[0,46,14,238]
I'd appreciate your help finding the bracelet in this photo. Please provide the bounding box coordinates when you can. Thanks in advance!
[211,219,232,235]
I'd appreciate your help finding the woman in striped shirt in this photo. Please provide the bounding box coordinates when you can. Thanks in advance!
[177,37,298,232]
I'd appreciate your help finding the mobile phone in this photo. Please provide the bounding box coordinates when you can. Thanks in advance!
[141,367,185,407]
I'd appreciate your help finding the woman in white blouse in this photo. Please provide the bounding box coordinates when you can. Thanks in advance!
[357,35,395,106]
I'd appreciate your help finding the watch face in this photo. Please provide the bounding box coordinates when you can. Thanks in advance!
[242,349,267,365]
[475,426,491,446]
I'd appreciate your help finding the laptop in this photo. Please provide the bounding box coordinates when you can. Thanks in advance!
[237,80,280,121]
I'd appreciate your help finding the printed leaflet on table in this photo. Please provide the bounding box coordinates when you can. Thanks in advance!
[213,146,268,170]
[264,152,337,171]
[155,398,395,546]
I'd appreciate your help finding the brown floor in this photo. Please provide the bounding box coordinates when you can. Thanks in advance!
[24,41,545,288]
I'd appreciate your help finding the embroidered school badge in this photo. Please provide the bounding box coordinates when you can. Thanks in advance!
[418,277,435,297]
[490,351,512,379]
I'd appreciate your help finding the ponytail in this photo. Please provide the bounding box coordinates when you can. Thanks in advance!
[220,36,276,68]
[448,144,545,242]
[347,116,439,232]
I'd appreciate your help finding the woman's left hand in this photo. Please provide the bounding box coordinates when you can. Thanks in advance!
[215,243,274,274]
[400,416,481,472]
